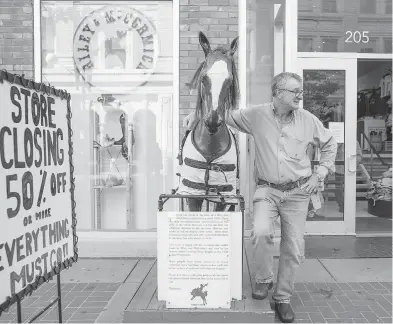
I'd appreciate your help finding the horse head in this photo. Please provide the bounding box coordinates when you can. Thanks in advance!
[187,32,239,135]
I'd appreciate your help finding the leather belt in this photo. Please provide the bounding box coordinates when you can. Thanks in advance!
[258,176,310,192]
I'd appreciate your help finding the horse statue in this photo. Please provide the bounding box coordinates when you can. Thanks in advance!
[177,32,240,212]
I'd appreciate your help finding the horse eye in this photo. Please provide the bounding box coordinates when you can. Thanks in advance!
[202,76,211,86]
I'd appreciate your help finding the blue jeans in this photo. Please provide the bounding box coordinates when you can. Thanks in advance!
[251,185,310,303]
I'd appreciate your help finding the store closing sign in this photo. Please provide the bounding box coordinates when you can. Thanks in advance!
[0,71,77,314]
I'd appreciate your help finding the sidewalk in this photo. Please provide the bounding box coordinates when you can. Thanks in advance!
[0,255,391,323]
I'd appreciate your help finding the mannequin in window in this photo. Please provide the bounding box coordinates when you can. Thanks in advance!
[369,89,385,117]
[357,92,366,119]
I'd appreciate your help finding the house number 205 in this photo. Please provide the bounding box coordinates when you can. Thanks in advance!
[345,31,370,43]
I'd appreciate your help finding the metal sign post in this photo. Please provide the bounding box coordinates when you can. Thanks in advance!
[16,272,62,323]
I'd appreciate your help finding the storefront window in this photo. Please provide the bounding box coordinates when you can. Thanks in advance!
[322,37,338,52]
[386,0,392,14]
[322,0,337,13]
[298,0,392,53]
[360,0,376,14]
[299,0,314,12]
[41,1,175,231]
[359,39,377,53]
[299,37,314,52]
[246,0,275,106]
[384,38,392,52]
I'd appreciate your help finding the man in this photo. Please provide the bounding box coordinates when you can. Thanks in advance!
[183,72,337,323]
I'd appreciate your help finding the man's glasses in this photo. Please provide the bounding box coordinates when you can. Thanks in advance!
[277,88,303,98]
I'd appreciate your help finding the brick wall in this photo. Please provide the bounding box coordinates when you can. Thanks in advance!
[179,0,238,141]
[0,0,34,79]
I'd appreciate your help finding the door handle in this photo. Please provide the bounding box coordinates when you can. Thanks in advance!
[348,154,357,173]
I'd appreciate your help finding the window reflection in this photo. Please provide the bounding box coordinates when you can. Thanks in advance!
[359,39,377,53]
[303,70,346,221]
[322,0,337,13]
[299,0,313,12]
[322,38,338,52]
[105,38,126,70]
[384,38,392,52]
[360,0,377,14]
[298,0,392,53]
[386,0,392,14]
[41,1,174,231]
[298,37,314,52]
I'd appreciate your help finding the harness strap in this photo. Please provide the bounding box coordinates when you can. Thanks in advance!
[184,157,236,172]
[177,129,191,165]
[216,191,226,204]
[229,128,240,180]
[182,179,233,193]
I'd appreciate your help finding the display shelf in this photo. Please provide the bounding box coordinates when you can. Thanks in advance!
[92,109,134,230]
[94,185,127,189]
[93,144,123,149]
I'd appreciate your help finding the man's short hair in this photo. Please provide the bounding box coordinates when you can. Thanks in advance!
[271,72,302,97]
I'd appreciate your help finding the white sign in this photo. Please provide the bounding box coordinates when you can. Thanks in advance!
[369,127,386,137]
[0,72,76,309]
[157,211,243,309]
[329,122,344,143]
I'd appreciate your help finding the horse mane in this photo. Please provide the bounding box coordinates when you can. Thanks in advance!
[186,47,239,119]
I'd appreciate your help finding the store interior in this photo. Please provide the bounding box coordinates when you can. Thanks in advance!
[356,59,392,236]
[303,59,392,236]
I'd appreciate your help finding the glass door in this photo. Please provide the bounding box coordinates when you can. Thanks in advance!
[297,57,358,235]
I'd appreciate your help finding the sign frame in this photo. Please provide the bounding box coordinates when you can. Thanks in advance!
[0,70,78,319]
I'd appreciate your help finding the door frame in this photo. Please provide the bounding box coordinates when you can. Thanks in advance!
[297,56,358,235]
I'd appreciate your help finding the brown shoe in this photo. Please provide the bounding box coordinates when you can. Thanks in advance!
[275,302,295,323]
[251,282,273,300]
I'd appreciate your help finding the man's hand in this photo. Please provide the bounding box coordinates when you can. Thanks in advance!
[301,174,320,194]
[183,111,198,129]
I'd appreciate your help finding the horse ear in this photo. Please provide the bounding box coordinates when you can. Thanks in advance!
[229,36,239,56]
[199,32,211,57]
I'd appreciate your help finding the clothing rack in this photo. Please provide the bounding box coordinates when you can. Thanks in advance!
[357,87,380,95]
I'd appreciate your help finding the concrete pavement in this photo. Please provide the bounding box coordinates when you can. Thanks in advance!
[0,257,391,323]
